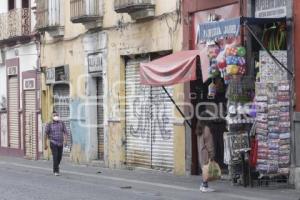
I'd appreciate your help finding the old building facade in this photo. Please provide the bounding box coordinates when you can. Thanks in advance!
[36,0,186,175]
[0,0,42,159]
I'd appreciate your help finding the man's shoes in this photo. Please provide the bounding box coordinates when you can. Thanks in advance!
[54,172,61,176]
[200,186,215,193]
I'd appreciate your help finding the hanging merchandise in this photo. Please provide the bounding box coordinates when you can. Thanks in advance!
[208,45,221,79]
[254,81,291,176]
[262,23,287,51]
[208,81,217,99]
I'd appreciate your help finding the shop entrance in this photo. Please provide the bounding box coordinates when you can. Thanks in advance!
[190,71,227,175]
[96,77,104,160]
[53,83,71,155]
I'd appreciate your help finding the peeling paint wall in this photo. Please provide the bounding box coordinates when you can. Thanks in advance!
[40,1,88,162]
[104,0,185,174]
[40,0,186,174]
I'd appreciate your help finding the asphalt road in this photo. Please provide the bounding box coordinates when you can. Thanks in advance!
[0,157,299,200]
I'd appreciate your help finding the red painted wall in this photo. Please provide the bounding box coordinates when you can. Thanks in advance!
[294,1,300,112]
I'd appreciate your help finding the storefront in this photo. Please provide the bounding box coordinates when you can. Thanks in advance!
[46,65,72,155]
[125,57,175,170]
[140,0,293,187]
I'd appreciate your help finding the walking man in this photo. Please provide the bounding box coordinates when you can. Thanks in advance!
[44,111,68,176]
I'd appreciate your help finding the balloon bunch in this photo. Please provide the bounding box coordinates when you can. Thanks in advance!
[216,46,247,84]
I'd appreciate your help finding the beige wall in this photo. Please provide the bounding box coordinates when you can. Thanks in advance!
[104,0,186,175]
[41,0,186,174]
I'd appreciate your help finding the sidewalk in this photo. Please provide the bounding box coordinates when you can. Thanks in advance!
[0,156,299,200]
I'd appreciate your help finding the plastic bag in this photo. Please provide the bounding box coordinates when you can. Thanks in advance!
[202,161,221,182]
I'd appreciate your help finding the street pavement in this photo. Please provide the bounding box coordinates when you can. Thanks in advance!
[0,156,299,200]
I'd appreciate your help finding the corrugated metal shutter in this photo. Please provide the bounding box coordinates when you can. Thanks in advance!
[53,84,71,154]
[24,90,37,159]
[151,86,174,170]
[97,77,104,160]
[125,59,152,167]
[125,58,174,170]
[8,76,19,149]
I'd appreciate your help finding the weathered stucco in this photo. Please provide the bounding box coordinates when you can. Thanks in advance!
[41,0,186,175]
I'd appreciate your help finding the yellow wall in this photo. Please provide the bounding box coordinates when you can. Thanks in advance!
[41,0,87,161]
[104,0,186,175]
[41,0,186,174]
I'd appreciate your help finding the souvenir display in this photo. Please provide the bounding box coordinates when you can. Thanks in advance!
[255,81,291,175]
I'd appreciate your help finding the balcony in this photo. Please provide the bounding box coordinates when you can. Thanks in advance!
[36,0,64,37]
[0,8,31,43]
[114,0,155,21]
[70,0,103,26]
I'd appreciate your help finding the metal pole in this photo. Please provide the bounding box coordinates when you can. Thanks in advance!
[162,86,192,129]
[244,23,294,77]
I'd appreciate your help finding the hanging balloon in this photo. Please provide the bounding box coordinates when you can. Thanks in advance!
[226,47,238,56]
[237,46,246,57]
[217,57,227,78]
[237,57,246,66]
[226,56,239,65]
[227,65,239,75]
[238,65,247,75]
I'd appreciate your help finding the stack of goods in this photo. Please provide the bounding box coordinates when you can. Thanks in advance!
[255,82,290,175]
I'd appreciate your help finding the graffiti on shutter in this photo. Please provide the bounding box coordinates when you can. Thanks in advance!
[125,58,174,170]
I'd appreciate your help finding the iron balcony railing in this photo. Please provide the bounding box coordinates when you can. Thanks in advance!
[0,8,31,41]
[70,0,103,23]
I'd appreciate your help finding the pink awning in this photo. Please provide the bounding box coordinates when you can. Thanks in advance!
[140,50,207,86]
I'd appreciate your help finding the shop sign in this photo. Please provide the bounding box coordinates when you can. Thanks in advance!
[7,66,18,76]
[88,53,103,73]
[46,68,55,84]
[255,0,287,18]
[23,78,36,90]
[197,18,240,42]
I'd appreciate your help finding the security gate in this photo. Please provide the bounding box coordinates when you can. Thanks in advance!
[8,76,20,149]
[125,59,174,170]
[96,77,104,160]
[53,84,71,154]
[24,90,37,159]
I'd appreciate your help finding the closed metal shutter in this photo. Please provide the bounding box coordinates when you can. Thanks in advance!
[125,59,152,167]
[151,87,174,170]
[8,77,19,149]
[125,59,174,170]
[96,77,104,160]
[24,90,37,159]
[53,84,71,154]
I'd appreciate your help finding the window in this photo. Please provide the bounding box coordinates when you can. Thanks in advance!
[22,0,29,8]
[8,0,15,10]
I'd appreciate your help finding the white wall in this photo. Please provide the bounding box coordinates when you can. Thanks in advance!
[0,64,6,109]
[5,42,38,109]
[0,0,8,13]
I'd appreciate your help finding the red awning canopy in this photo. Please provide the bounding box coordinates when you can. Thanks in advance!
[140,50,207,86]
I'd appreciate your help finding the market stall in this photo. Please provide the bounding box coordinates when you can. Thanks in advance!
[140,16,293,187]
